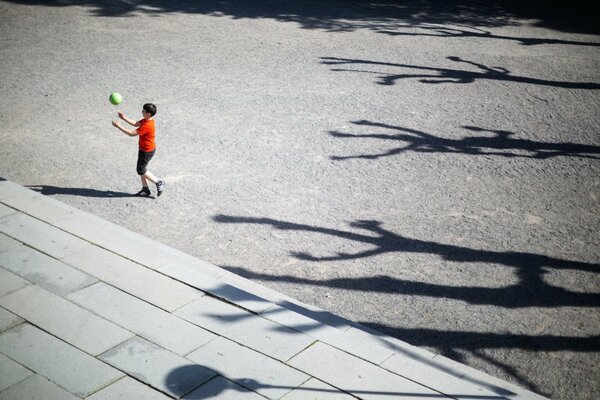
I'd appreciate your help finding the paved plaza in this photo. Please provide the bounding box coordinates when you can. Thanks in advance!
[0,1,599,399]
[0,178,548,399]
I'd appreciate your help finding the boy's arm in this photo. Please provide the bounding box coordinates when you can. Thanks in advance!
[112,120,139,137]
[117,112,140,127]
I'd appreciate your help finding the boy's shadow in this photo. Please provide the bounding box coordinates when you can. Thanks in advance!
[28,185,151,198]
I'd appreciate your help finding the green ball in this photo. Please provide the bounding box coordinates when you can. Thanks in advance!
[109,92,122,105]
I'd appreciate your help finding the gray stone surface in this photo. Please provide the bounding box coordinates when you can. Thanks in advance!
[0,181,31,201]
[176,295,315,362]
[56,214,174,269]
[0,233,19,254]
[99,336,215,398]
[1,192,77,224]
[0,268,29,299]
[0,353,32,392]
[0,285,134,356]
[159,262,274,313]
[0,205,15,219]
[86,376,172,400]
[183,376,266,400]
[0,307,23,333]
[62,245,202,312]
[68,282,215,356]
[0,213,89,259]
[380,352,509,400]
[0,324,123,398]
[0,246,97,296]
[280,378,356,400]
[425,354,548,400]
[0,374,79,400]
[186,336,309,400]
[288,342,441,400]
[259,304,393,364]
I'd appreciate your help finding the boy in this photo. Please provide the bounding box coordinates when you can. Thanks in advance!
[112,103,165,197]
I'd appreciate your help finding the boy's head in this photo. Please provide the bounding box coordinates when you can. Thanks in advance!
[142,103,157,118]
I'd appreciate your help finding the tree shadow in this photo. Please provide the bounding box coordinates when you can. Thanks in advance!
[194,282,571,397]
[329,120,600,160]
[27,185,153,198]
[221,265,600,309]
[213,215,600,309]
[361,323,597,397]
[377,24,600,47]
[320,56,600,89]
[3,0,598,34]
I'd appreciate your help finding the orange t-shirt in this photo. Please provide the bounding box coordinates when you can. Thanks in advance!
[136,119,156,152]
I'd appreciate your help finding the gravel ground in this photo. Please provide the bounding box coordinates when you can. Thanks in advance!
[1,1,599,399]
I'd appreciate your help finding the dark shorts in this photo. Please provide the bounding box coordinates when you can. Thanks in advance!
[136,149,155,175]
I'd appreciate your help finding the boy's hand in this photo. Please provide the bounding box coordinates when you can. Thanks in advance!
[112,120,121,128]
[117,111,125,120]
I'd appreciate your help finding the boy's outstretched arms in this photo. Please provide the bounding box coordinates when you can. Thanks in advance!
[118,111,140,127]
[112,120,139,137]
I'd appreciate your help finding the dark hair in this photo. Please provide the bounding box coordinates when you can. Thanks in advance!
[143,103,157,116]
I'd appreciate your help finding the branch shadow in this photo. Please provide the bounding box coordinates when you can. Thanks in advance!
[213,215,600,309]
[364,323,600,356]
[320,56,600,89]
[220,266,600,309]
[195,284,555,397]
[27,185,152,198]
[377,24,600,47]
[329,120,600,160]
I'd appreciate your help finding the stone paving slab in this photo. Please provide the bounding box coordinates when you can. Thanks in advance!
[86,376,173,400]
[0,285,134,356]
[260,304,393,365]
[68,282,215,356]
[186,336,309,400]
[99,336,216,398]
[1,191,77,225]
[157,248,228,280]
[175,295,315,362]
[158,262,274,314]
[423,354,548,400]
[0,212,89,259]
[0,323,124,398]
[63,245,202,312]
[0,205,15,219]
[182,376,266,400]
[0,269,29,299]
[0,353,33,392]
[380,351,509,400]
[0,246,97,297]
[55,213,174,269]
[280,378,356,400]
[0,233,20,254]
[0,374,79,400]
[0,307,23,333]
[288,341,442,400]
[159,261,356,334]
[0,180,32,201]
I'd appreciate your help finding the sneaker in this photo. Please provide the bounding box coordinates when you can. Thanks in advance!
[135,187,151,197]
[156,180,165,197]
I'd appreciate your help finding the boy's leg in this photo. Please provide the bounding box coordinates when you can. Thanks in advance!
[136,150,164,197]
[144,171,165,197]
[136,150,152,196]
[143,171,165,196]
[143,171,158,184]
